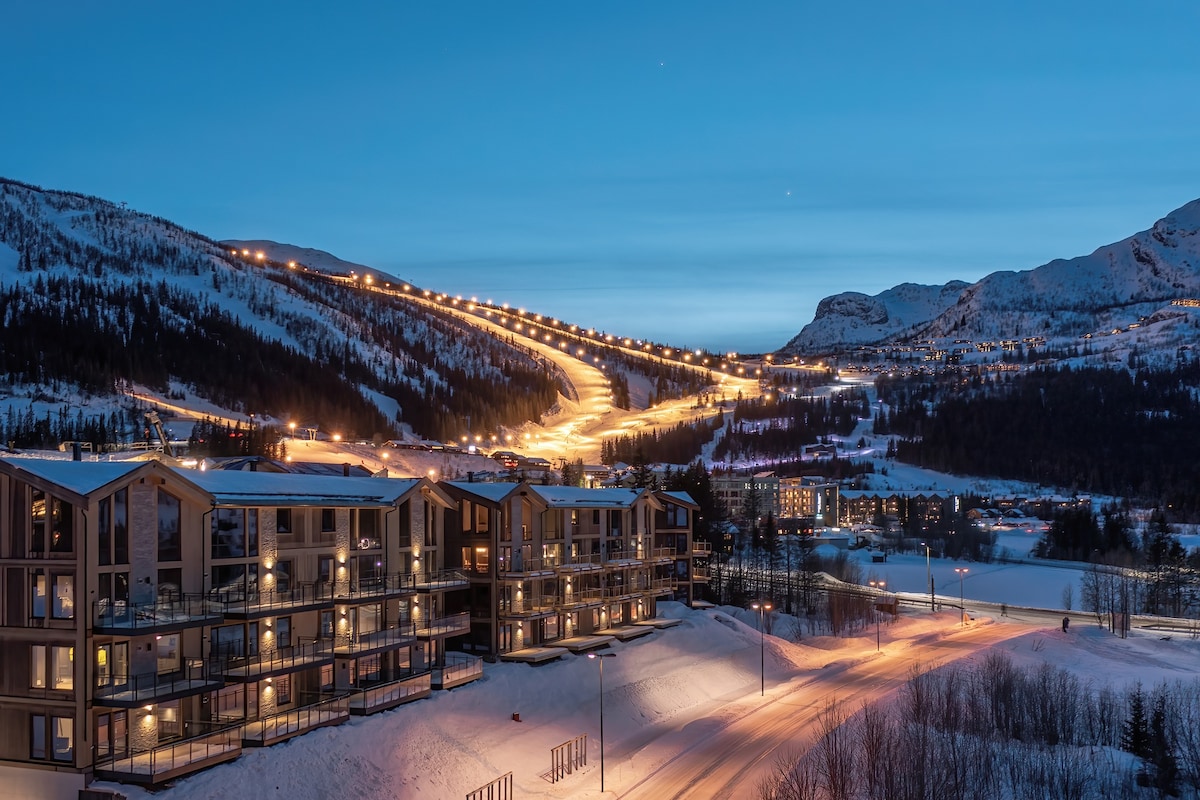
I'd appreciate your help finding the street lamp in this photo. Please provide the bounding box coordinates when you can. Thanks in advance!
[588,652,617,793]
[954,567,969,626]
[868,580,885,652]
[750,601,772,696]
[921,541,933,610]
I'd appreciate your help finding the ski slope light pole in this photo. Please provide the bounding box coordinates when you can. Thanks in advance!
[954,567,969,627]
[868,580,885,652]
[922,541,933,610]
[751,601,772,696]
[588,652,617,793]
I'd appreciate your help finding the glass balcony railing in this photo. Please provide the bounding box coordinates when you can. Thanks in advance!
[93,723,242,784]
[415,611,470,638]
[93,594,223,632]
[348,672,431,714]
[94,658,223,706]
[334,624,417,655]
[241,695,350,746]
[212,582,333,615]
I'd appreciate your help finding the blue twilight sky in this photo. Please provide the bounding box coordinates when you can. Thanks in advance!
[4,2,1200,353]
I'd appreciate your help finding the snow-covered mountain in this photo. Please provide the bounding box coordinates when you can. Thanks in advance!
[783,197,1200,355]
[0,179,561,446]
[221,239,407,287]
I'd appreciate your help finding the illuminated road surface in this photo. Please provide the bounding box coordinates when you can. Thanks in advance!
[614,621,1032,800]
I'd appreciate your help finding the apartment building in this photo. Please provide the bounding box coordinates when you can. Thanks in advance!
[441,481,697,657]
[711,472,781,522]
[778,477,840,527]
[0,457,472,798]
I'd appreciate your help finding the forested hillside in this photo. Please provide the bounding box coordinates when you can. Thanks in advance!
[874,363,1200,517]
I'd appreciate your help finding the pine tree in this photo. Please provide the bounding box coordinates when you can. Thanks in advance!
[1121,684,1151,759]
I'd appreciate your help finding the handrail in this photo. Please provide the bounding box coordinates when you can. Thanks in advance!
[216,638,333,675]
[93,594,221,629]
[337,573,415,600]
[94,723,241,778]
[241,695,349,744]
[211,582,333,612]
[94,658,221,699]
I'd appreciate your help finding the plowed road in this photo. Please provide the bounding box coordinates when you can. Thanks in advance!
[613,621,1032,799]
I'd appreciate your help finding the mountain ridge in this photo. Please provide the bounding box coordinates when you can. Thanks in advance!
[782,197,1200,355]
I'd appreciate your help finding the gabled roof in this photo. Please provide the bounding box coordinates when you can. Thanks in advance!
[657,490,699,509]
[0,457,160,505]
[443,480,526,505]
[528,485,657,509]
[184,470,426,507]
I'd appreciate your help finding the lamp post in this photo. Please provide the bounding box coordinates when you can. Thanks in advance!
[921,541,933,610]
[751,601,772,696]
[954,567,969,626]
[588,652,617,793]
[868,579,885,652]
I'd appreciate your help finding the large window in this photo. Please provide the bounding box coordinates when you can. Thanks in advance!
[31,490,46,553]
[31,645,46,689]
[31,573,46,618]
[113,489,129,564]
[96,643,129,691]
[274,560,292,594]
[212,509,259,559]
[157,492,181,562]
[321,508,336,532]
[52,646,73,690]
[52,574,74,619]
[50,496,73,553]
[212,563,257,601]
[156,634,180,675]
[355,509,381,550]
[31,714,73,762]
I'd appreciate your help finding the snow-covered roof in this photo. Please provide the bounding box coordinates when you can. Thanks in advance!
[443,481,523,504]
[186,470,422,507]
[658,490,699,508]
[0,457,153,500]
[529,486,649,508]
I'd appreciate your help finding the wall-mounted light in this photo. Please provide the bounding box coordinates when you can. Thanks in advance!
[265,619,272,628]
[340,608,347,616]
[265,677,273,684]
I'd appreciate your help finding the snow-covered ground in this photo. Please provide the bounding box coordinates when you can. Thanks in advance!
[91,595,1200,800]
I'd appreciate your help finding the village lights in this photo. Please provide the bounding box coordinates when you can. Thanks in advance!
[751,601,772,696]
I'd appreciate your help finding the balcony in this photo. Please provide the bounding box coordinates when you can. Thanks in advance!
[692,540,712,557]
[555,553,603,573]
[559,588,605,608]
[213,582,333,618]
[336,573,415,603]
[498,557,556,577]
[241,694,350,747]
[218,639,334,682]
[691,565,710,582]
[93,722,242,785]
[650,577,675,596]
[334,623,417,657]
[348,672,431,714]
[94,659,224,707]
[649,546,676,564]
[499,595,558,619]
[415,569,471,592]
[93,594,223,634]
[415,611,470,639]
[433,652,483,690]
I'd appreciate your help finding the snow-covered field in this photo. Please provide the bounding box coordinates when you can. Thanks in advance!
[92,594,1200,800]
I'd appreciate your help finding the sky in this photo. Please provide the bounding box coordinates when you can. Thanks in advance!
[5,2,1200,353]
